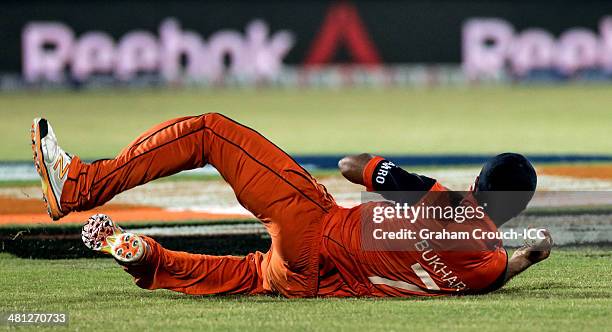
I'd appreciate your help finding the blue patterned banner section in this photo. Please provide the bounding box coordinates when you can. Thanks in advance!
[1,154,611,181]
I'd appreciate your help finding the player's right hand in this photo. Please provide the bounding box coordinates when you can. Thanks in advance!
[513,229,553,265]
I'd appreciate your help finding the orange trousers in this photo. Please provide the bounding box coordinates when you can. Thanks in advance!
[60,113,337,297]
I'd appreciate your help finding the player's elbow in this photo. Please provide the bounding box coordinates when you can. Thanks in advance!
[338,155,358,176]
[338,153,373,181]
[338,156,352,175]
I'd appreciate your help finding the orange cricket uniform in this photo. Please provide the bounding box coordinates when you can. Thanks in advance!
[59,113,507,298]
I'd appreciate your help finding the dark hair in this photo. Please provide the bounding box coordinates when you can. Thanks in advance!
[475,153,537,224]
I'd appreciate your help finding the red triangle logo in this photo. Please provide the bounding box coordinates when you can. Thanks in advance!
[305,2,382,66]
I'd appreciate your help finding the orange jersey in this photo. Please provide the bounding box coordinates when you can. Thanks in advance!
[316,156,507,297]
[317,184,508,297]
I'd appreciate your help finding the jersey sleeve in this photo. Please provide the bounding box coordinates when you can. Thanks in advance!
[362,156,437,192]
[482,248,509,293]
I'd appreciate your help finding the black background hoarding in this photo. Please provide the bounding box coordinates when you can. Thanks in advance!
[2,0,612,73]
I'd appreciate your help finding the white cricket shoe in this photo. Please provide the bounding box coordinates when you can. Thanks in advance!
[31,118,72,220]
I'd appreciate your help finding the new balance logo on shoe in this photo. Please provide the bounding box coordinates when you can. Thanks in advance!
[53,156,70,179]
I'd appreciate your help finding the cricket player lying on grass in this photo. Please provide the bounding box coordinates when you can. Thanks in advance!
[30,113,552,298]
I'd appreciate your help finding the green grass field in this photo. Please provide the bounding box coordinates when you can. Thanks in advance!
[1,86,612,160]
[1,86,611,331]
[1,249,610,331]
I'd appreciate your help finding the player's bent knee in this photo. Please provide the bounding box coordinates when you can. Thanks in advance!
[202,112,226,122]
[200,112,233,129]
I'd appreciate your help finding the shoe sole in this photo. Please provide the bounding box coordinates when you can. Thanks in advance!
[104,233,145,263]
[31,118,63,221]
[90,216,123,252]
